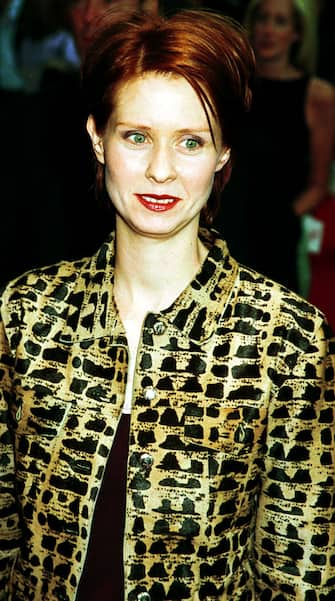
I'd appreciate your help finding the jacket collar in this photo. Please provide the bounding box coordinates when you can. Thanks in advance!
[158,228,238,342]
[60,228,238,345]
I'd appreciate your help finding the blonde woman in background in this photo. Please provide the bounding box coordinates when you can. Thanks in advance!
[244,0,335,216]
[215,0,335,294]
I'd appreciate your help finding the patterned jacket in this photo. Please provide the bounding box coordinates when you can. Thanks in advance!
[0,229,334,601]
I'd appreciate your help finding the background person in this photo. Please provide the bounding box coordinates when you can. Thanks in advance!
[68,0,159,58]
[214,0,335,294]
[0,0,112,285]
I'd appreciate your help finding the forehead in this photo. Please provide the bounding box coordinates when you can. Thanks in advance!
[114,74,208,119]
[258,0,294,16]
[110,73,221,141]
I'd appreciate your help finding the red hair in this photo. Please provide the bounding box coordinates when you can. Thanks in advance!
[82,8,255,223]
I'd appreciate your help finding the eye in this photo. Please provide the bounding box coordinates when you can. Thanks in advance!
[126,132,147,144]
[180,137,203,151]
[275,15,290,27]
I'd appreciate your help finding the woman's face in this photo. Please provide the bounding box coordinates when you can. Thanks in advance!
[251,0,298,64]
[87,74,229,241]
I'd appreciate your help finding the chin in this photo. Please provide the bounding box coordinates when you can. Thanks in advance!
[131,219,189,240]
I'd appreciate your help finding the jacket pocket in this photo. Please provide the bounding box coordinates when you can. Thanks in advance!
[184,403,267,457]
[12,393,72,438]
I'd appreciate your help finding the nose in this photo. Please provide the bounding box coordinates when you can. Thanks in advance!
[145,143,177,183]
[259,18,274,34]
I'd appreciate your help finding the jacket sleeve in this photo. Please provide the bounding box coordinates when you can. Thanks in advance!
[0,290,21,599]
[255,318,335,600]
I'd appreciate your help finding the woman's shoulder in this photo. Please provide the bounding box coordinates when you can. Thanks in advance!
[0,255,89,307]
[305,77,335,131]
[307,76,335,107]
[0,232,115,309]
[236,262,331,338]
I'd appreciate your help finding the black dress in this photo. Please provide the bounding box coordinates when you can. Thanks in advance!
[215,76,310,292]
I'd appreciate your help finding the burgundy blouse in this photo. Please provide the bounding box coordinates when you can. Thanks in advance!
[76,413,130,600]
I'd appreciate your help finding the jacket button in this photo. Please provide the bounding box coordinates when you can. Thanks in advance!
[143,386,157,402]
[137,593,151,601]
[236,422,247,443]
[140,453,153,475]
[153,320,166,335]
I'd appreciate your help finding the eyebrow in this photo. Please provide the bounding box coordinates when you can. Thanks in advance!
[115,122,212,134]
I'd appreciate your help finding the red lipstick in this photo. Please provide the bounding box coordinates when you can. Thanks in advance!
[135,194,181,212]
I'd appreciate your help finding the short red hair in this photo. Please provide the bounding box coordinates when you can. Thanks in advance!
[82,8,255,223]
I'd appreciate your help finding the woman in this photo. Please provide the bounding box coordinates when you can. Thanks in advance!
[0,8,334,601]
[215,0,335,293]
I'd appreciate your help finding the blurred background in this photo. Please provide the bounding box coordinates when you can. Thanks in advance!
[0,0,334,325]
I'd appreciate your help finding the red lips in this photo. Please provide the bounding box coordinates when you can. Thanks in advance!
[135,194,181,212]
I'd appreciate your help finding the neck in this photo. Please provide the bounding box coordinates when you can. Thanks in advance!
[113,220,208,318]
[257,57,300,80]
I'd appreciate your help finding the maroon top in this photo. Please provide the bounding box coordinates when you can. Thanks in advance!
[76,413,130,600]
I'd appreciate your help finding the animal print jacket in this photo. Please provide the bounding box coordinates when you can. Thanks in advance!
[0,229,334,601]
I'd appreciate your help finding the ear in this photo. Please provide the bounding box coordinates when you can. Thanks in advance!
[86,115,105,164]
[215,147,231,172]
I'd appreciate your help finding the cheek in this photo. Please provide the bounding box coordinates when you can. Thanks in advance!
[104,150,138,183]
[252,25,264,40]
[276,31,295,51]
[182,159,217,193]
[251,30,264,52]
